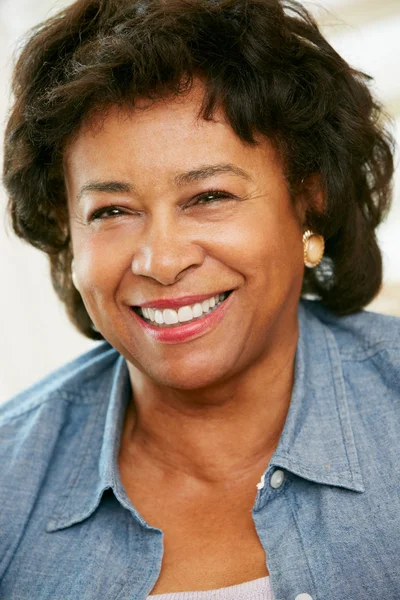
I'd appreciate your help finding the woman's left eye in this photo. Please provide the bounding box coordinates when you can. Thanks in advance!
[191,190,235,206]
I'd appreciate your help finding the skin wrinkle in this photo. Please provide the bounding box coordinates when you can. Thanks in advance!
[75,164,253,204]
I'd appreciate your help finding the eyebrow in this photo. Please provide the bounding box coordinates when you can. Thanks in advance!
[76,163,252,202]
[173,163,252,186]
[76,180,132,203]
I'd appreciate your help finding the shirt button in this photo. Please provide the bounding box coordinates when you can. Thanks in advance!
[270,469,285,489]
[295,594,313,600]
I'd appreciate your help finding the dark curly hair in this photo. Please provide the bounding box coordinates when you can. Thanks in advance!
[3,0,395,340]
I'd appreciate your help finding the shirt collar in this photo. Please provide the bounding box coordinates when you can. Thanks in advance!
[269,301,365,493]
[47,355,136,532]
[48,301,364,532]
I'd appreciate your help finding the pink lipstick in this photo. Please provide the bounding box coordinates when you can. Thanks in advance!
[129,291,233,343]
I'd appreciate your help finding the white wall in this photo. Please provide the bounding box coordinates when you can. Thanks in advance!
[1,0,399,403]
[0,0,98,404]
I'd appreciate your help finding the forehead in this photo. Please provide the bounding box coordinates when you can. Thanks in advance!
[63,81,283,196]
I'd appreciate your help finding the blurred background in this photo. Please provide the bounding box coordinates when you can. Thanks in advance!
[1,0,399,404]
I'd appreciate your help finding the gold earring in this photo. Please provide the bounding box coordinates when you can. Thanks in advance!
[303,230,325,268]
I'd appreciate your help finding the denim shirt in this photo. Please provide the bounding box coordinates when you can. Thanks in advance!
[1,300,400,600]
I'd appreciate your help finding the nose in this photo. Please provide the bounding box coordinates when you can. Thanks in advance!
[131,214,205,285]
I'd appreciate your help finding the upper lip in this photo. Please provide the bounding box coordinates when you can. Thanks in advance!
[133,291,230,310]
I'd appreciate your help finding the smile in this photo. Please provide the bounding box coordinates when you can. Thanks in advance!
[134,292,229,327]
[129,290,234,343]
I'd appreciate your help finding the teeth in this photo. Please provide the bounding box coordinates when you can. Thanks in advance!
[177,306,193,322]
[192,303,203,318]
[163,308,179,325]
[155,309,164,324]
[201,299,210,313]
[140,292,228,326]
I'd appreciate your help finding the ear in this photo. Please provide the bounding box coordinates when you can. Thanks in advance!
[294,174,325,227]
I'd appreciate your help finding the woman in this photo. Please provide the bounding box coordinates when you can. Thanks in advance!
[1,0,399,598]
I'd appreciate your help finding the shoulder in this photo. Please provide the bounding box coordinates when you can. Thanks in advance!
[0,341,120,469]
[0,341,119,484]
[0,342,121,579]
[302,299,400,361]
[0,341,119,424]
[302,300,400,402]
[301,301,400,429]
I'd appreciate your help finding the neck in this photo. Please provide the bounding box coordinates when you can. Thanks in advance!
[122,315,298,485]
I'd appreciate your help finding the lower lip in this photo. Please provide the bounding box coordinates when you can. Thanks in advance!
[129,294,233,343]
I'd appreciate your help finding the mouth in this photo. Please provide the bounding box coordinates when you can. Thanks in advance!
[131,291,233,328]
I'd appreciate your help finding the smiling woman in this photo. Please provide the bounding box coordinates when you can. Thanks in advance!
[64,95,306,388]
[1,1,400,599]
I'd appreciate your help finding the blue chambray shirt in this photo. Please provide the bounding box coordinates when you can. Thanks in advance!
[1,300,400,600]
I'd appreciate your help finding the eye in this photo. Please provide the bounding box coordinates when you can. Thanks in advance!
[89,206,129,221]
[191,189,236,206]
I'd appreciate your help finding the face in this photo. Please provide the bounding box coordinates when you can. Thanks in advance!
[65,81,306,390]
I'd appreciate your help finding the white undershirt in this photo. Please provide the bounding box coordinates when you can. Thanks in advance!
[147,576,275,599]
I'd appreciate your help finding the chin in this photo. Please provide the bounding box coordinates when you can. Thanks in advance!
[132,352,235,392]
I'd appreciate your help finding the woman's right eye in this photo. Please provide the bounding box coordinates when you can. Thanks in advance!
[89,206,128,221]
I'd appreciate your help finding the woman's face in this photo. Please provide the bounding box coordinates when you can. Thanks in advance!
[65,82,306,389]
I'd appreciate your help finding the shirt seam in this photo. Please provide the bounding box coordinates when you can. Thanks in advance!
[288,490,320,600]
[0,407,68,581]
[339,344,400,362]
[323,324,364,485]
[47,399,107,528]
[273,454,355,479]
[0,389,99,426]
[115,521,162,600]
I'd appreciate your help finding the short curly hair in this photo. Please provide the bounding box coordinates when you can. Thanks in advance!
[3,0,395,340]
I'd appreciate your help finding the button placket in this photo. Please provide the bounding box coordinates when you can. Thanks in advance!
[254,470,314,600]
[254,467,288,511]
[270,468,285,489]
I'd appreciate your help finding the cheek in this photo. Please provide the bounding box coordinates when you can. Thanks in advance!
[210,203,304,287]
[72,230,132,306]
